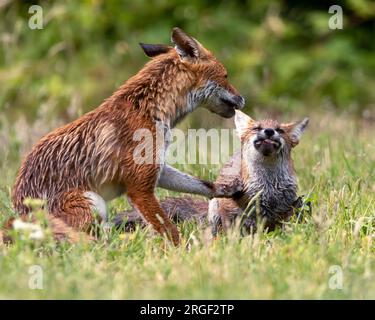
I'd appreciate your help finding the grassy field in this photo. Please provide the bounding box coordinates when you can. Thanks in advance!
[0,112,374,299]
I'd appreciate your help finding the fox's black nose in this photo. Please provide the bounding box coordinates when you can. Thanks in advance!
[264,128,275,137]
[234,96,245,110]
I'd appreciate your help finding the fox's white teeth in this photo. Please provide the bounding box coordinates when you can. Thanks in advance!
[264,139,278,145]
[256,139,279,146]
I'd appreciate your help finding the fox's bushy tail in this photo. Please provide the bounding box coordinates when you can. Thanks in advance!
[113,196,209,231]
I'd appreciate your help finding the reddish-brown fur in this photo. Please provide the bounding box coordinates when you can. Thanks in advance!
[209,113,308,233]
[113,196,209,232]
[116,113,308,235]
[8,28,244,245]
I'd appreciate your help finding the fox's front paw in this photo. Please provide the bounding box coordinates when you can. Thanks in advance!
[213,177,244,198]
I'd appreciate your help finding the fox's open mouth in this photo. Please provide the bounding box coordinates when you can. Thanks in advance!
[254,138,281,148]
[254,138,281,156]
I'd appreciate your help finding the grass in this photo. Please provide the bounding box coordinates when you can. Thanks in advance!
[0,112,374,299]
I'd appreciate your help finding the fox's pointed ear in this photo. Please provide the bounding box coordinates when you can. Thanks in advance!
[234,110,255,138]
[285,118,309,147]
[139,43,172,58]
[171,27,201,59]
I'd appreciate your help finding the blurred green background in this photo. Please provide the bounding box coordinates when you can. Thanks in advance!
[1,0,374,129]
[0,2,374,300]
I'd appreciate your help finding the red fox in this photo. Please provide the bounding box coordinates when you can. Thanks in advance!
[208,110,309,234]
[7,28,245,245]
[115,110,309,235]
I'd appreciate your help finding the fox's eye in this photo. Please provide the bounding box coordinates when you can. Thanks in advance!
[252,126,262,132]
[276,128,285,134]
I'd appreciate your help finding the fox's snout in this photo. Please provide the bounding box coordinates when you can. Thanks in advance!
[227,95,245,110]
[224,84,245,110]
[264,128,275,137]
[253,129,282,156]
[219,94,245,110]
[235,95,245,109]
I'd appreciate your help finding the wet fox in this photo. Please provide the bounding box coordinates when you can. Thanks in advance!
[8,28,245,245]
[208,110,309,234]
[115,110,308,235]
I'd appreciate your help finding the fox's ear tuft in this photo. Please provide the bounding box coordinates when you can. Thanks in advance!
[234,110,255,138]
[171,27,200,59]
[288,118,309,147]
[139,43,172,58]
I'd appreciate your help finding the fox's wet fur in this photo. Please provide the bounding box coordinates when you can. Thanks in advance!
[4,28,245,245]
[116,111,309,235]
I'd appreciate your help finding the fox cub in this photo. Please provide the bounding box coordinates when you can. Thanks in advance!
[208,110,309,234]
[115,110,309,235]
[8,28,245,245]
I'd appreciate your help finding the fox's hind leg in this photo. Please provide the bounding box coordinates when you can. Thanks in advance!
[52,189,107,233]
[2,189,101,244]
